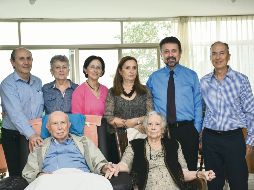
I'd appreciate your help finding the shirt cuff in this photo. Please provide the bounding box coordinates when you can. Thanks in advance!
[246,136,254,146]
[23,126,36,139]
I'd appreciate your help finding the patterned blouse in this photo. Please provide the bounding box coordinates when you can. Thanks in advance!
[104,86,153,133]
[121,142,188,190]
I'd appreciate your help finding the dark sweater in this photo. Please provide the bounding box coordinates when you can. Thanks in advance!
[130,138,185,190]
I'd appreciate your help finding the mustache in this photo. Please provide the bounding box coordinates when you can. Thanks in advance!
[166,56,176,62]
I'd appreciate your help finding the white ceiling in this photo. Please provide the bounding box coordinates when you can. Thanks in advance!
[0,0,253,19]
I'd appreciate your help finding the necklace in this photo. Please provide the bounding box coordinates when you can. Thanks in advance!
[86,80,100,91]
[122,85,135,98]
[147,140,163,161]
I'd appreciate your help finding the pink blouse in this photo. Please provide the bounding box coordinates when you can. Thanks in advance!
[71,82,108,116]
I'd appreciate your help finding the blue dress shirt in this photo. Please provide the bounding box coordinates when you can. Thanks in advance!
[200,67,254,146]
[42,80,78,114]
[0,71,44,138]
[42,137,90,173]
[146,64,202,132]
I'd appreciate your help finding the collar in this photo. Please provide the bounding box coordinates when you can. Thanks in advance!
[50,79,75,89]
[165,63,181,76]
[51,134,72,145]
[209,66,235,82]
[13,71,33,84]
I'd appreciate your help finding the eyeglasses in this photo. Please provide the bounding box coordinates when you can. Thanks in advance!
[50,121,68,127]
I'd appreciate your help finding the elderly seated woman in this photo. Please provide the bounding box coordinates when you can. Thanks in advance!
[108,111,216,190]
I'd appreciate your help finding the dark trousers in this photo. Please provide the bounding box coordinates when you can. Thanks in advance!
[169,124,199,170]
[107,132,121,163]
[2,128,29,176]
[109,172,133,190]
[202,128,248,190]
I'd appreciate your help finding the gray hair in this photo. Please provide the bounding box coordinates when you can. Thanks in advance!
[210,41,230,53]
[50,55,69,69]
[143,111,167,131]
[47,111,70,125]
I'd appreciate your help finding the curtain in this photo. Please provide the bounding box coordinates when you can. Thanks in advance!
[179,16,254,89]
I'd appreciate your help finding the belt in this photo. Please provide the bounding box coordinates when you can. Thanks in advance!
[204,128,242,136]
[168,120,194,128]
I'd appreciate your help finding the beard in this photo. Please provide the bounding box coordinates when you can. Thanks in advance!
[165,56,178,67]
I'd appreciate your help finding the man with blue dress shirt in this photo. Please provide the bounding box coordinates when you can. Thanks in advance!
[0,47,44,176]
[201,41,254,190]
[146,36,202,171]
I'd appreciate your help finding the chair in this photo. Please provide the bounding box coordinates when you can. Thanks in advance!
[0,144,7,179]
[0,176,28,190]
[41,114,132,190]
[112,128,207,190]
[242,128,254,173]
[0,114,132,190]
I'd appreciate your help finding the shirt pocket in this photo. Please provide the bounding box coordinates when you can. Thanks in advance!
[44,93,57,108]
[44,91,56,99]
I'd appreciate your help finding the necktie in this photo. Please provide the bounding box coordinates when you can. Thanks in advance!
[167,70,176,124]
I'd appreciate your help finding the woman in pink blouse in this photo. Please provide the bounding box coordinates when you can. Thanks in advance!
[71,55,108,146]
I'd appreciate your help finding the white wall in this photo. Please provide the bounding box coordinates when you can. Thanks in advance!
[0,0,254,19]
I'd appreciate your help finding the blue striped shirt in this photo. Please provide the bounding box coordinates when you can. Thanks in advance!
[200,67,254,146]
[0,71,44,138]
[42,137,90,173]
[146,64,203,132]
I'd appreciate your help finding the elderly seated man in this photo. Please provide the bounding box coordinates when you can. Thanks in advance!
[22,111,117,190]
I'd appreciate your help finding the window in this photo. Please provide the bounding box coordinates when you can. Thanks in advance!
[1,16,254,89]
[122,48,158,84]
[79,50,118,88]
[123,20,178,43]
[0,22,19,45]
[30,49,70,84]
[0,50,13,82]
[21,22,121,45]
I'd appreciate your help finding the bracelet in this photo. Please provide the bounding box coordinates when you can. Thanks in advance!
[196,170,200,178]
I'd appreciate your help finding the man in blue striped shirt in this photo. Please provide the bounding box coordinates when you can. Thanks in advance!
[0,48,44,176]
[201,41,254,190]
[147,36,202,171]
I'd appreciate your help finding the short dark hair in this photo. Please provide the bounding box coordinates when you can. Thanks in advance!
[50,55,69,69]
[159,36,182,53]
[10,47,32,61]
[83,55,105,78]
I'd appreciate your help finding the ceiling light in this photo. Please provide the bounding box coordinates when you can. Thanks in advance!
[29,0,37,5]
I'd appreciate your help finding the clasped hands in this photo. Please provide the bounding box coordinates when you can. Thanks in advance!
[113,117,145,133]
[197,170,216,181]
[103,163,120,179]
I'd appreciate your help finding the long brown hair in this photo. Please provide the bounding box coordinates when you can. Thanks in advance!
[112,56,147,96]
